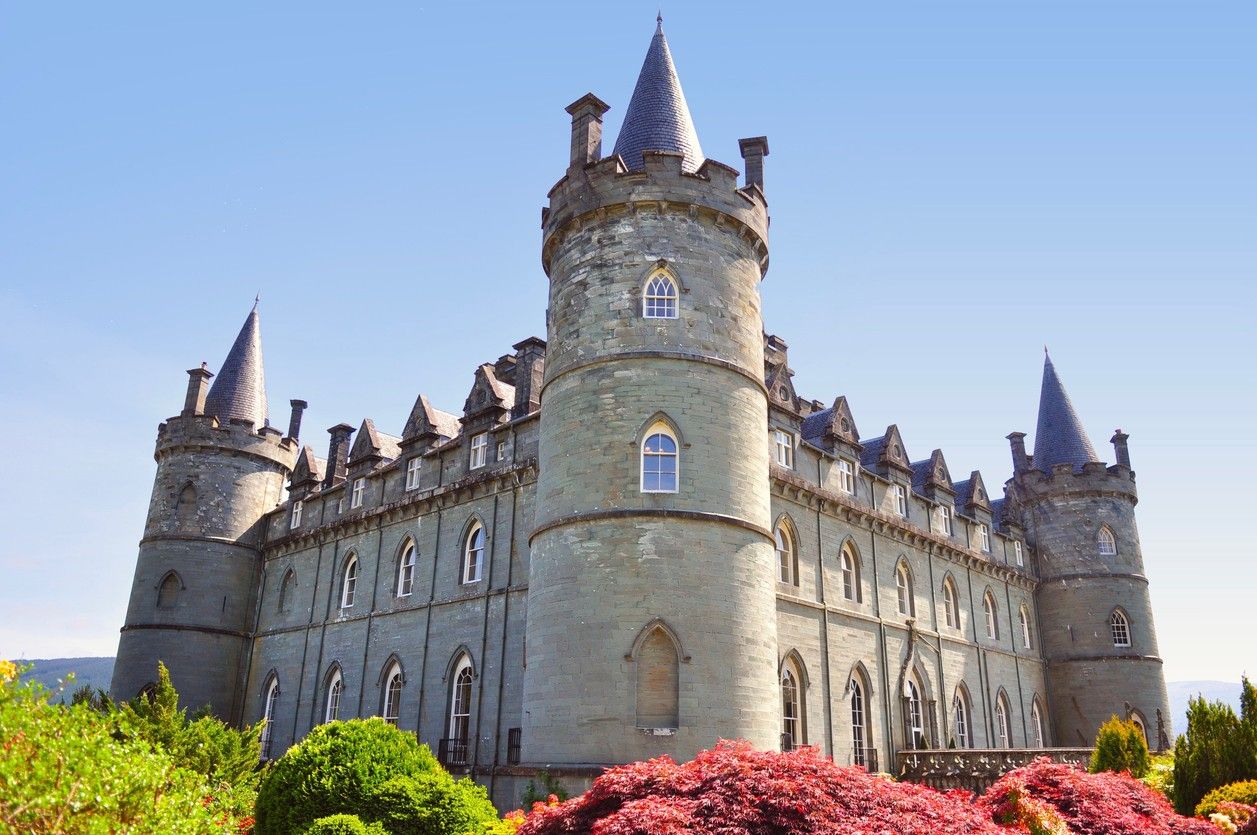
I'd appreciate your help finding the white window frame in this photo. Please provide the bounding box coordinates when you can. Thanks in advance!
[1111,609,1131,647]
[840,546,858,602]
[340,556,358,609]
[642,271,679,319]
[469,433,488,469]
[382,663,402,725]
[1014,540,1024,567]
[943,579,959,629]
[462,521,485,584]
[837,459,855,495]
[337,496,345,515]
[1019,606,1032,649]
[781,667,801,750]
[260,677,280,759]
[773,429,794,469]
[350,477,365,509]
[995,695,1011,748]
[896,563,913,616]
[775,524,795,585]
[850,678,868,767]
[290,500,303,529]
[405,457,421,491]
[398,541,415,597]
[641,424,679,494]
[893,484,908,517]
[1098,526,1117,556]
[953,691,971,748]
[984,592,999,639]
[496,440,507,462]
[978,523,991,553]
[449,656,474,744]
[906,679,924,749]
[325,671,343,723]
[1031,701,1045,747]
[936,504,952,536]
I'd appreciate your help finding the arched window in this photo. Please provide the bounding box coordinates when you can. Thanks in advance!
[1019,605,1033,650]
[382,662,403,725]
[634,625,680,729]
[642,271,679,319]
[840,543,861,602]
[278,568,295,614]
[641,425,679,493]
[850,676,869,767]
[942,577,959,629]
[176,484,197,529]
[953,686,972,748]
[340,555,358,609]
[995,693,1012,748]
[1031,699,1045,747]
[462,522,485,584]
[324,669,343,723]
[157,572,181,609]
[447,656,474,764]
[781,665,802,751]
[1098,526,1117,556]
[904,678,925,749]
[398,539,416,597]
[983,591,999,639]
[260,677,280,759]
[1110,608,1131,647]
[775,522,797,586]
[895,562,914,617]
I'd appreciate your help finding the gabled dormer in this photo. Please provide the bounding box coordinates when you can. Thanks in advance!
[763,334,799,413]
[801,395,861,456]
[462,364,514,430]
[954,469,992,516]
[860,424,912,480]
[289,445,325,499]
[348,419,400,476]
[911,448,956,504]
[400,394,460,452]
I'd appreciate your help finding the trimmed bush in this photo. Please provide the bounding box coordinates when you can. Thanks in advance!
[303,814,388,835]
[254,718,497,835]
[1198,781,1257,818]
[980,757,1216,835]
[1090,715,1151,778]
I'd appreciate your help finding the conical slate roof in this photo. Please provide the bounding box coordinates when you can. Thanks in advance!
[1033,352,1098,472]
[204,304,268,427]
[611,18,704,173]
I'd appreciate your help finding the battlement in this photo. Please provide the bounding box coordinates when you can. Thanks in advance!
[542,149,769,276]
[155,412,297,472]
[1014,459,1137,503]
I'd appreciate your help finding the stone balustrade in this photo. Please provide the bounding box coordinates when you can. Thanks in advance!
[896,748,1093,794]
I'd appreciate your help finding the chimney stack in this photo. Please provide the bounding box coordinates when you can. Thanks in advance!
[1006,432,1029,475]
[565,93,611,168]
[1111,429,1131,468]
[324,423,355,488]
[287,399,308,441]
[738,136,769,192]
[512,337,547,418]
[183,364,213,416]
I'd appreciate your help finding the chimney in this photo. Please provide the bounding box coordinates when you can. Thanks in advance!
[1006,432,1029,475]
[512,337,547,418]
[1111,429,1131,468]
[738,136,770,192]
[183,364,214,416]
[565,93,611,168]
[324,423,355,488]
[287,399,308,441]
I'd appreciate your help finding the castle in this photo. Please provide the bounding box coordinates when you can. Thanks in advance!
[111,21,1171,805]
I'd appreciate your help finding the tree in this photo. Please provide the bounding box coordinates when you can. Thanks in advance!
[1090,715,1151,778]
[1172,694,1257,815]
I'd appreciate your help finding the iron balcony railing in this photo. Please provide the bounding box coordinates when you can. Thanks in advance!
[437,737,469,767]
[507,728,522,765]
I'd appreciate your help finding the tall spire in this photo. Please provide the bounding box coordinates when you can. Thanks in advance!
[611,17,704,173]
[204,303,269,427]
[1033,352,1099,472]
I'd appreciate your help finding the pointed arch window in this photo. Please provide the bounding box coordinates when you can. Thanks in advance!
[1019,605,1033,650]
[1130,711,1148,745]
[995,693,1012,748]
[340,555,358,609]
[775,522,797,586]
[983,591,999,639]
[325,669,343,723]
[462,522,485,584]
[1110,608,1131,647]
[641,424,679,493]
[447,655,474,763]
[260,677,280,759]
[278,568,295,614]
[398,540,416,597]
[850,677,869,767]
[840,543,861,602]
[176,484,197,529]
[895,562,914,617]
[1031,699,1046,747]
[942,577,959,629]
[1098,526,1117,556]
[904,678,925,749]
[382,662,403,725]
[953,687,972,748]
[643,272,679,319]
[157,572,181,610]
[781,664,802,751]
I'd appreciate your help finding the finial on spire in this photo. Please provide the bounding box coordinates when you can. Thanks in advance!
[657,9,663,25]
[1044,344,1049,357]
[254,292,261,310]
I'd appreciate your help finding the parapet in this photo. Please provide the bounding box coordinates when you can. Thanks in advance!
[1014,458,1137,503]
[155,412,297,472]
[541,149,770,277]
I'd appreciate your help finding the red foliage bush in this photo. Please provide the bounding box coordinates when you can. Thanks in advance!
[979,757,1217,835]
[515,740,1007,835]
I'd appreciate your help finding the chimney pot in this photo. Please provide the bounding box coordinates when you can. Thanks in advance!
[738,136,770,192]
[565,93,611,168]
[287,400,308,441]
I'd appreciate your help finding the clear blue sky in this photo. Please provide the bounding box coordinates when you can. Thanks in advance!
[1,2,1253,684]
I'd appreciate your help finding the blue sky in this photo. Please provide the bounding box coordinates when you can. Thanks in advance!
[1,1,1253,684]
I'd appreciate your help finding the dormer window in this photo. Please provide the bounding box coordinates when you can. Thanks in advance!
[469,433,488,469]
[643,272,678,319]
[837,460,855,495]
[290,500,303,529]
[350,478,365,509]
[978,524,991,553]
[405,458,421,491]
[893,485,908,518]
[773,429,794,469]
[1014,541,1024,567]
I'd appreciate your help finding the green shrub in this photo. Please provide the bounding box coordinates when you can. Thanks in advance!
[1090,715,1151,778]
[1142,751,1176,801]
[1197,780,1257,818]
[255,718,498,835]
[1172,694,1257,815]
[303,814,388,835]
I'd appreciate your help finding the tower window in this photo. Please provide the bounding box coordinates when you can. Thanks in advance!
[325,670,343,723]
[893,485,908,518]
[469,433,488,469]
[978,524,991,553]
[895,562,914,617]
[1110,609,1131,647]
[350,478,365,509]
[773,429,794,469]
[382,662,403,725]
[462,521,485,584]
[775,523,797,586]
[398,540,415,597]
[641,427,679,493]
[643,272,679,319]
[1098,526,1117,556]
[837,460,855,495]
[290,500,303,529]
[942,578,959,629]
[157,572,181,610]
[983,591,999,640]
[405,458,421,491]
[634,625,679,729]
[340,556,358,609]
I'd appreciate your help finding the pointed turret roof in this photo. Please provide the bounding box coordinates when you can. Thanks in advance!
[611,17,704,173]
[204,303,268,427]
[1033,352,1098,472]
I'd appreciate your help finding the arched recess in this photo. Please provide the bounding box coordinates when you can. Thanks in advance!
[951,682,974,748]
[1128,707,1149,746]
[941,573,960,629]
[156,570,183,610]
[629,619,686,730]
[175,483,197,529]
[277,567,296,614]
[774,513,800,587]
[640,264,682,319]
[259,670,281,759]
[1030,695,1047,747]
[894,557,915,617]
[993,687,1014,748]
[378,655,405,725]
[838,538,862,602]
[459,516,487,584]
[1098,525,1118,555]
[982,587,1000,640]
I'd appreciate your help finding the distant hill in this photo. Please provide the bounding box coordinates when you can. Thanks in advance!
[18,657,115,701]
[1168,680,1243,736]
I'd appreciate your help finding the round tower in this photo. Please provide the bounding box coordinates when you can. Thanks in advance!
[522,22,780,765]
[1009,354,1171,749]
[111,306,296,721]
